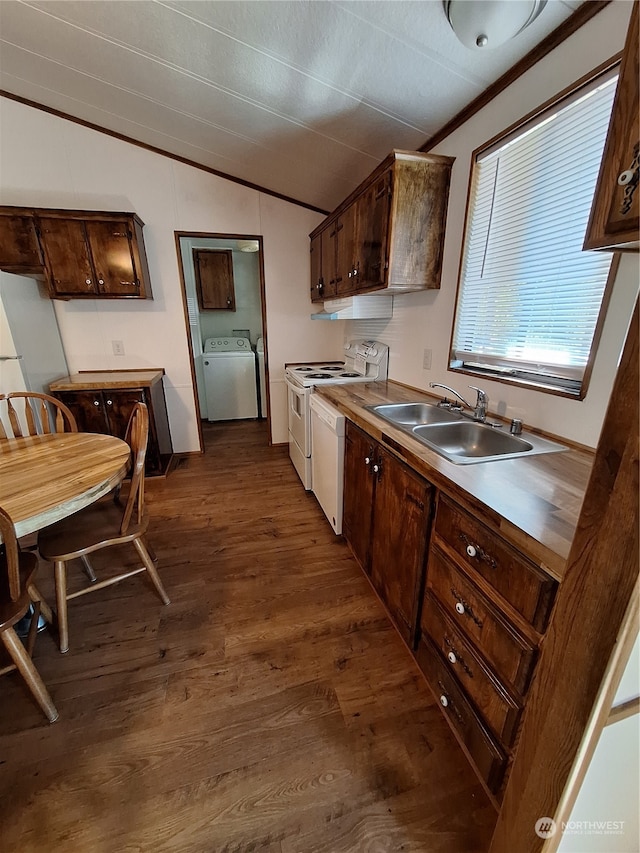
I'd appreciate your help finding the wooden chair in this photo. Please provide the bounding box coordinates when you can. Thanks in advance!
[37,402,170,653]
[0,506,59,723]
[0,391,77,439]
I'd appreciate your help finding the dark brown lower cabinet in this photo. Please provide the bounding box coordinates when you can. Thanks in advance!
[342,416,558,805]
[50,372,173,477]
[343,420,432,647]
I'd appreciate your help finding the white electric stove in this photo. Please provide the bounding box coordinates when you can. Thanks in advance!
[285,340,389,489]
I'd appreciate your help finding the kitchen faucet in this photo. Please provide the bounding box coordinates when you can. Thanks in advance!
[429,382,489,422]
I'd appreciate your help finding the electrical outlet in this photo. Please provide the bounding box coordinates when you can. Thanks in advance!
[422,348,432,370]
[112,340,125,356]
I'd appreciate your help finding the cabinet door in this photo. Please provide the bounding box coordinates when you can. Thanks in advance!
[370,448,432,646]
[37,218,96,296]
[55,391,110,433]
[0,214,42,273]
[193,249,235,310]
[85,220,142,297]
[335,205,357,295]
[343,421,375,572]
[310,231,323,302]
[321,225,338,299]
[584,1,639,250]
[357,170,391,291]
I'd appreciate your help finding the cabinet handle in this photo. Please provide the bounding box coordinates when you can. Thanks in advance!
[93,400,100,407]
[450,587,483,628]
[458,532,497,569]
[85,279,92,286]
[106,399,113,406]
[98,279,105,285]
[364,456,371,465]
[440,693,449,708]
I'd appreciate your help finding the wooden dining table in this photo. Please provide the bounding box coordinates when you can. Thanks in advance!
[0,432,131,538]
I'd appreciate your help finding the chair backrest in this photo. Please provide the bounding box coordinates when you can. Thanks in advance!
[0,392,77,439]
[120,402,149,536]
[0,506,21,602]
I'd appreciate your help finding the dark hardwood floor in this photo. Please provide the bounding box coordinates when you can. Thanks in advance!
[0,420,496,852]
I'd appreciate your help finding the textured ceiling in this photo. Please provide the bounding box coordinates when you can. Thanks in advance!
[0,0,584,211]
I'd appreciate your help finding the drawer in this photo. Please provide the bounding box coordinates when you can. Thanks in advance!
[416,636,507,794]
[435,497,557,631]
[426,547,538,695]
[421,592,521,746]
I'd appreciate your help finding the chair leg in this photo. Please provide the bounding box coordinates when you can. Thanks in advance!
[133,537,170,605]
[27,583,54,626]
[2,627,59,722]
[54,560,70,654]
[81,554,98,583]
[142,536,158,564]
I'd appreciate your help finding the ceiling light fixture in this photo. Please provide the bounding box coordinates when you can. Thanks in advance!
[237,240,260,253]
[444,0,547,50]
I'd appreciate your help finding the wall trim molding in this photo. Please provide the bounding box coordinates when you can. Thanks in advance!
[0,89,329,217]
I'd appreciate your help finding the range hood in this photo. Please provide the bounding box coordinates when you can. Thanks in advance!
[311,294,393,320]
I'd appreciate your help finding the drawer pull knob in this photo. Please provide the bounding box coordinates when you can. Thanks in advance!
[440,694,449,708]
[93,400,100,407]
[445,636,473,677]
[458,533,498,569]
[450,587,484,628]
[365,456,371,465]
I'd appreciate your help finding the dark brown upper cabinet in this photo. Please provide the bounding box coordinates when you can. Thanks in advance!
[0,206,153,299]
[309,150,454,303]
[584,1,639,251]
[193,249,236,311]
[0,211,43,274]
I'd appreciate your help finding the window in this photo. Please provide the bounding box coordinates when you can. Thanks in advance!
[450,68,618,397]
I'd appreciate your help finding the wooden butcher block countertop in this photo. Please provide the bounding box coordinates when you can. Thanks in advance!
[49,369,165,391]
[317,380,595,582]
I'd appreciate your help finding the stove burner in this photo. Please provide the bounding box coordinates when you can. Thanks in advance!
[320,365,344,371]
[340,372,360,378]
[297,367,313,371]
[306,373,333,380]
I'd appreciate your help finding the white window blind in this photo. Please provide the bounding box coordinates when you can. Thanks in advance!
[451,71,618,393]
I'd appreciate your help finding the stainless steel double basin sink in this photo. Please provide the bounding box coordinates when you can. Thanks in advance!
[365,402,567,465]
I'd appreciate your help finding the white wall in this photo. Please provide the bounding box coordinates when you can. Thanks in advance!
[347,0,638,449]
[0,99,343,449]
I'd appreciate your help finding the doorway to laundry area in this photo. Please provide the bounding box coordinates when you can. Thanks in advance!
[175,232,270,451]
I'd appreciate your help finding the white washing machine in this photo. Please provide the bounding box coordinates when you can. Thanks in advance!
[203,337,258,421]
[256,336,266,418]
